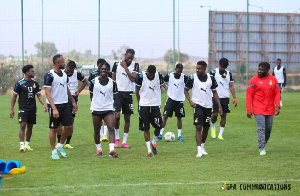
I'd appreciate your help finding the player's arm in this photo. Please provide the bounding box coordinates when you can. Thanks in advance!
[158,72,167,91]
[74,72,88,96]
[67,87,78,112]
[44,87,59,118]
[246,79,255,118]
[283,68,287,87]
[135,74,142,104]
[229,72,237,107]
[113,81,118,100]
[111,62,117,81]
[10,93,17,118]
[274,80,281,116]
[184,76,196,108]
[89,79,94,101]
[37,93,47,112]
[120,61,137,82]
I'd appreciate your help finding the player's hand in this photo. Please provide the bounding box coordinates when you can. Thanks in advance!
[233,98,238,107]
[43,105,47,112]
[189,100,196,108]
[120,60,127,69]
[74,91,80,96]
[275,107,280,116]
[10,109,14,118]
[219,108,223,116]
[53,108,59,118]
[247,112,253,119]
[73,103,78,112]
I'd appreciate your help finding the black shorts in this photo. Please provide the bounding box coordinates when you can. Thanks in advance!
[68,95,78,117]
[163,97,185,118]
[193,105,212,127]
[278,83,284,91]
[212,98,230,114]
[139,106,162,131]
[114,91,134,114]
[48,103,73,129]
[18,110,36,124]
[91,110,114,118]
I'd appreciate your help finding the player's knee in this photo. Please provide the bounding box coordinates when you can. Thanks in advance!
[115,116,120,122]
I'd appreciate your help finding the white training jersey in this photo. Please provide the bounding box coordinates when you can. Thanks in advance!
[191,73,213,108]
[139,71,162,106]
[46,69,68,104]
[167,72,185,101]
[67,69,78,95]
[90,77,115,111]
[214,68,232,98]
[115,61,136,92]
[273,66,285,83]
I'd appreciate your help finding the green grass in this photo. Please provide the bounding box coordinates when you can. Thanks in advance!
[0,92,299,195]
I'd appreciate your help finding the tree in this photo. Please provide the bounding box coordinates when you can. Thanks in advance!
[111,45,131,60]
[0,62,18,95]
[164,49,189,65]
[68,49,81,62]
[34,42,58,58]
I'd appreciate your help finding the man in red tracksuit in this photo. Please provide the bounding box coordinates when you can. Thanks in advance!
[246,62,281,156]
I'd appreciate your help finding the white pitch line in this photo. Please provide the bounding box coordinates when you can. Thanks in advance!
[2,179,300,191]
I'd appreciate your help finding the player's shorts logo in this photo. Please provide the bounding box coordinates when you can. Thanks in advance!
[51,122,54,127]
[19,117,22,122]
[195,117,198,123]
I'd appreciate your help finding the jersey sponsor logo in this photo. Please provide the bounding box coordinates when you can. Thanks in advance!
[173,83,179,89]
[200,87,207,93]
[59,83,65,87]
[100,91,106,96]
[269,80,273,85]
[122,73,128,77]
[149,86,155,92]
[219,81,224,86]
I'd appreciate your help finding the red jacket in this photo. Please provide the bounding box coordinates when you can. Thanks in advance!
[246,74,281,115]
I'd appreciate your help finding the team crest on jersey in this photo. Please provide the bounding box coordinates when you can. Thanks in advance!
[33,83,36,88]
[19,117,22,122]
[269,80,273,85]
[195,117,198,123]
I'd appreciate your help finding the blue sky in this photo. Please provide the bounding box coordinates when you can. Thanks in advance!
[0,0,299,58]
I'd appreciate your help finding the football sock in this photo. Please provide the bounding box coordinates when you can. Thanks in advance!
[52,149,57,153]
[219,127,224,135]
[20,142,24,146]
[109,143,115,152]
[201,143,205,148]
[178,129,182,137]
[197,146,201,152]
[66,136,72,144]
[280,100,282,105]
[95,143,102,151]
[57,135,61,143]
[122,133,128,144]
[146,141,151,152]
[103,125,108,136]
[211,123,216,129]
[100,126,104,137]
[25,141,29,146]
[115,129,120,139]
[152,135,158,145]
[160,128,164,135]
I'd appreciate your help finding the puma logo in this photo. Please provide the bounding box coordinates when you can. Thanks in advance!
[200,88,207,93]
[100,91,106,96]
[219,81,224,86]
[149,86,155,92]
[174,83,179,89]
[60,83,64,87]
[122,73,128,77]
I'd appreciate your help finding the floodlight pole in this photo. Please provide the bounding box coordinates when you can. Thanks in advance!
[246,0,249,83]
[42,0,44,66]
[98,0,101,59]
[173,0,176,70]
[21,0,24,69]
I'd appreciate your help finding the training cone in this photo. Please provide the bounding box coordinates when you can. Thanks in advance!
[9,166,26,175]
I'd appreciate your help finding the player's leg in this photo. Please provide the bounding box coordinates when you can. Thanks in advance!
[65,117,74,149]
[121,114,131,148]
[92,113,103,156]
[254,115,266,155]
[19,122,26,152]
[195,125,203,157]
[104,112,118,157]
[24,123,34,151]
[114,93,122,147]
[175,101,185,141]
[159,98,174,139]
[218,113,227,140]
[211,98,218,138]
[149,106,162,155]
[265,115,274,146]
[56,124,62,147]
[139,106,152,157]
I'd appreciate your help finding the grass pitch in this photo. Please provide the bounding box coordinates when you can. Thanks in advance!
[0,92,299,195]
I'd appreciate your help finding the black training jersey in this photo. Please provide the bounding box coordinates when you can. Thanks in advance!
[88,70,112,82]
[185,74,218,90]
[163,73,188,83]
[13,78,41,112]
